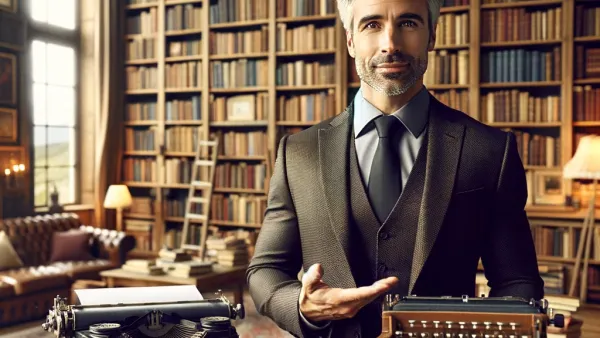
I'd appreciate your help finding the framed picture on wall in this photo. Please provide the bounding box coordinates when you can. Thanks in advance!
[0,107,16,143]
[533,171,566,206]
[0,52,16,105]
[0,0,17,12]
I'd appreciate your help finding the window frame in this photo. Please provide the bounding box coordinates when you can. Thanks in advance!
[25,0,81,208]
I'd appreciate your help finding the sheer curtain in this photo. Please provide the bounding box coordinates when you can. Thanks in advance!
[93,0,124,229]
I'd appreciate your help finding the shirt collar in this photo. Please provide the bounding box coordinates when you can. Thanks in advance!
[353,86,430,139]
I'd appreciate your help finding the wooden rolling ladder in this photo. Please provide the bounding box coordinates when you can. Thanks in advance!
[180,131,219,261]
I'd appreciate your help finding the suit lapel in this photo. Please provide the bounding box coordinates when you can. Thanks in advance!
[409,97,465,293]
[318,104,356,288]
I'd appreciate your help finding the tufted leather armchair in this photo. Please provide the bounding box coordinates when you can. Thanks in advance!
[0,213,136,327]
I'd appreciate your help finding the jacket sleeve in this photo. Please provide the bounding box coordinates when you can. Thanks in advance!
[481,131,545,300]
[246,134,332,338]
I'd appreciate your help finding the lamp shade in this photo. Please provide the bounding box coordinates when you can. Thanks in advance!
[103,184,133,209]
[563,135,600,180]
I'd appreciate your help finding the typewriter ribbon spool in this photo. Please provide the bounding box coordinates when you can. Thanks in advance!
[42,290,244,338]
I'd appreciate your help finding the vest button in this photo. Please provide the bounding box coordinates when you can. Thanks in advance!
[378,263,387,272]
[379,232,390,240]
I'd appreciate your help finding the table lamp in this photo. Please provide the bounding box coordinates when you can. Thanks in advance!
[103,184,132,232]
[563,135,600,302]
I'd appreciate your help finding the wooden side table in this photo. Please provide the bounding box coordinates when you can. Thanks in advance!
[99,264,247,305]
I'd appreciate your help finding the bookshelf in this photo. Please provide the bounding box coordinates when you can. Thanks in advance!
[121,0,600,305]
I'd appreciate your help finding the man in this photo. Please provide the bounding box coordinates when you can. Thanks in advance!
[246,0,544,337]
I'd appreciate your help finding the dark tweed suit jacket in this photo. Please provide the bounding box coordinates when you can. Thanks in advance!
[246,94,544,338]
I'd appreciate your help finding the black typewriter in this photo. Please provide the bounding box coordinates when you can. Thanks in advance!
[42,290,244,338]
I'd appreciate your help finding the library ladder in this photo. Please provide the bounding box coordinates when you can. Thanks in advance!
[180,131,219,261]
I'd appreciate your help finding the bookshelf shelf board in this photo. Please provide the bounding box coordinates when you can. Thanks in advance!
[161,183,189,189]
[210,220,262,229]
[125,34,157,40]
[165,0,203,6]
[276,121,318,127]
[479,82,562,88]
[210,120,269,127]
[210,87,269,93]
[574,36,600,43]
[125,213,155,220]
[126,59,159,65]
[164,120,203,125]
[480,40,562,48]
[538,256,600,266]
[275,50,336,57]
[126,3,159,10]
[426,84,469,90]
[124,182,158,188]
[165,55,203,63]
[574,78,600,85]
[210,53,269,60]
[349,82,360,88]
[275,14,337,23]
[164,152,195,157]
[126,89,159,95]
[434,44,470,51]
[214,187,266,194]
[276,84,336,91]
[218,155,267,161]
[480,0,562,9]
[524,165,560,170]
[486,122,562,128]
[165,88,202,93]
[124,121,158,126]
[209,19,269,30]
[574,121,600,127]
[440,5,470,13]
[165,28,204,37]
[124,151,159,156]
[164,216,206,223]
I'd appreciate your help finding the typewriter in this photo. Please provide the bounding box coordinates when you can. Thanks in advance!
[41,289,244,338]
[378,295,565,338]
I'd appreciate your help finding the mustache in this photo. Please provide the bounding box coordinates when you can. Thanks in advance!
[370,52,414,67]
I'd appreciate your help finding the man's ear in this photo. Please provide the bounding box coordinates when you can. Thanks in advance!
[346,30,356,58]
[428,22,437,51]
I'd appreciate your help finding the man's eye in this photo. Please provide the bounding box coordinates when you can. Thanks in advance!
[400,21,417,28]
[366,22,379,29]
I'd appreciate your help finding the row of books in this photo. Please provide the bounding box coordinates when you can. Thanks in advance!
[275,23,336,53]
[165,4,202,31]
[574,4,600,38]
[123,158,158,182]
[125,128,156,151]
[573,85,600,122]
[211,59,269,88]
[164,195,203,217]
[424,50,469,86]
[126,102,157,121]
[429,89,469,114]
[574,46,600,80]
[481,91,561,123]
[209,93,269,122]
[210,28,269,54]
[276,90,336,123]
[164,126,202,153]
[166,95,202,121]
[214,163,267,191]
[481,48,561,83]
[126,66,158,90]
[481,7,562,43]
[436,13,469,46]
[210,194,268,224]
[512,130,560,168]
[168,38,201,57]
[275,60,335,86]
[209,0,269,24]
[127,8,157,35]
[166,61,202,88]
[274,0,335,18]
[127,37,156,60]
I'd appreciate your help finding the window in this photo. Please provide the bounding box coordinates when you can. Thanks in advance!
[28,0,79,207]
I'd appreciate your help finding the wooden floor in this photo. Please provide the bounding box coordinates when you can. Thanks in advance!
[573,306,600,337]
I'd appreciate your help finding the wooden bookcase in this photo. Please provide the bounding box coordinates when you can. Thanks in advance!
[121,0,600,305]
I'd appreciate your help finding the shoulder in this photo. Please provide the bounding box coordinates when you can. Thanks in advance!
[282,111,348,148]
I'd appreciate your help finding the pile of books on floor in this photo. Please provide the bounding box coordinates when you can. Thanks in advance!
[205,236,249,267]
[122,259,165,275]
[155,248,214,278]
[546,295,582,338]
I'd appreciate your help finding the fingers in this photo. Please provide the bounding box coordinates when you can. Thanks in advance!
[337,276,399,303]
[302,263,324,293]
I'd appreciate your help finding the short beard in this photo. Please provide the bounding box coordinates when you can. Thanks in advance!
[355,50,428,96]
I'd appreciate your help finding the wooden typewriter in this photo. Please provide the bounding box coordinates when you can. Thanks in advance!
[378,295,565,338]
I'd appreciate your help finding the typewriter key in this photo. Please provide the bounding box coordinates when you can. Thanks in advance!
[89,323,122,335]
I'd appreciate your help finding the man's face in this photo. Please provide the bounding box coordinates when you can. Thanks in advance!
[347,0,436,96]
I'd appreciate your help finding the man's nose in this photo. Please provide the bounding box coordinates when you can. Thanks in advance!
[380,26,401,54]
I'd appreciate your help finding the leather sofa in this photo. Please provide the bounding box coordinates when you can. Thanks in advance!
[0,213,136,327]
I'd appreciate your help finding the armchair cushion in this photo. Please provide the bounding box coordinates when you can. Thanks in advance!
[49,230,95,263]
[0,231,24,271]
[0,266,70,296]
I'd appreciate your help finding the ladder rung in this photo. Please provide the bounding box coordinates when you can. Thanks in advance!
[189,197,208,204]
[195,160,214,166]
[198,140,217,146]
[186,213,207,221]
[191,181,212,188]
[181,244,202,250]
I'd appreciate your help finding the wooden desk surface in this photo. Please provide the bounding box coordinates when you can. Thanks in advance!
[100,264,247,285]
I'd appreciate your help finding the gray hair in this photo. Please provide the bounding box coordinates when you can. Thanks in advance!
[337,0,444,32]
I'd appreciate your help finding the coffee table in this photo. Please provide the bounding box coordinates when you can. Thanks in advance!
[99,264,247,305]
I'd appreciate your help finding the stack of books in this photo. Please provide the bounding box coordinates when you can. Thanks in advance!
[158,260,214,278]
[122,259,165,275]
[545,295,582,338]
[206,236,249,267]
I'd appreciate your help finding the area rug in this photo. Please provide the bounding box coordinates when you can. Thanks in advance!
[0,292,294,338]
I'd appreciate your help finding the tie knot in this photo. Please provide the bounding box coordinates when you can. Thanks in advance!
[373,115,401,138]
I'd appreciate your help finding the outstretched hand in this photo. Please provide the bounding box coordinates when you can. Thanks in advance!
[298,263,399,323]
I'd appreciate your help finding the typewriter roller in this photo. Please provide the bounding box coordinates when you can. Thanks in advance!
[378,295,564,338]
